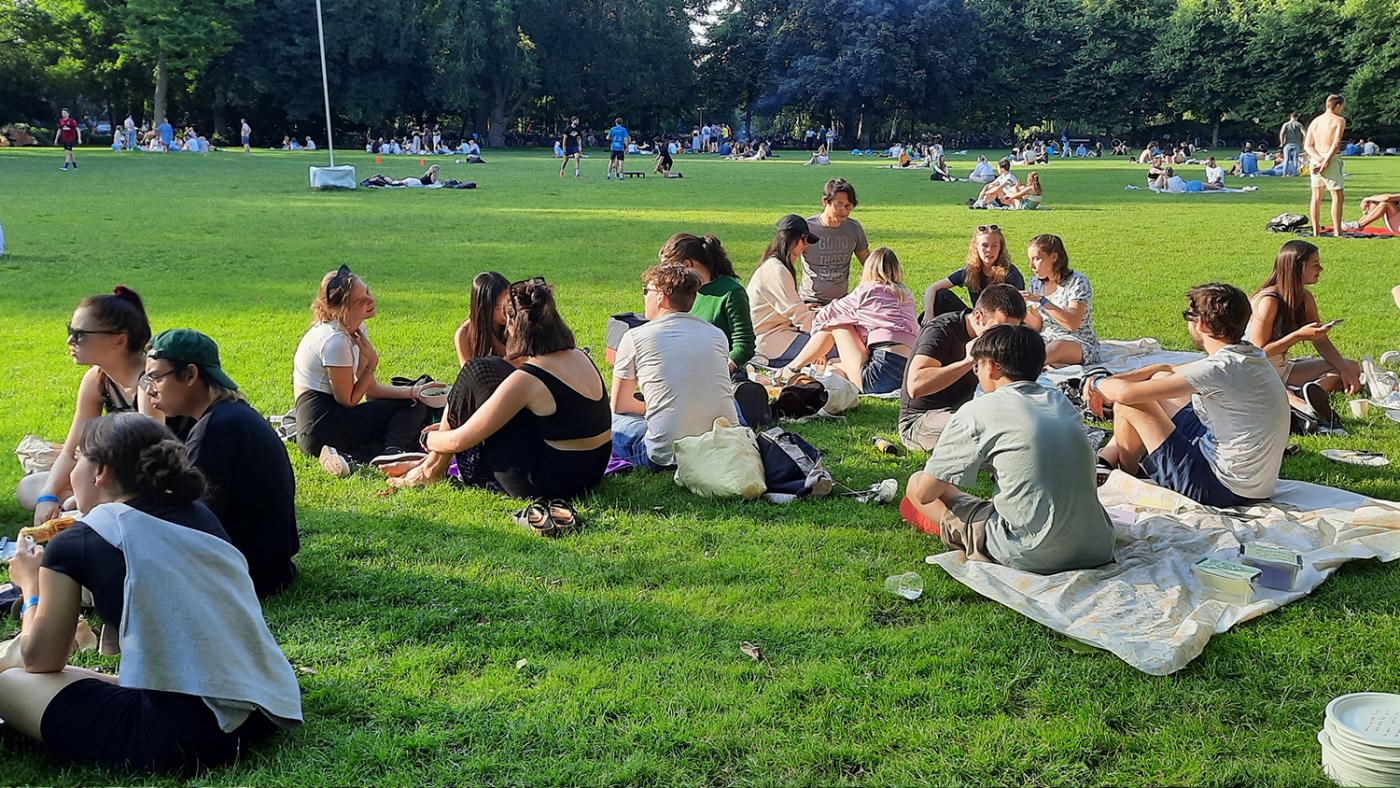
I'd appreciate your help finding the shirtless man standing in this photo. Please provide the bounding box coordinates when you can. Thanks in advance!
[1304,94,1347,238]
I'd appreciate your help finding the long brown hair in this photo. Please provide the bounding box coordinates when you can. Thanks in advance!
[1028,234,1072,282]
[504,278,576,360]
[660,233,736,279]
[963,226,1014,291]
[462,271,509,359]
[760,225,807,281]
[1254,240,1316,337]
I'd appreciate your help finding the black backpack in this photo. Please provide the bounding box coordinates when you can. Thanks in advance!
[771,374,828,420]
[1266,212,1308,233]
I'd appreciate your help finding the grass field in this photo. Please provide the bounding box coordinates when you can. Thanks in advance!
[1,145,1398,785]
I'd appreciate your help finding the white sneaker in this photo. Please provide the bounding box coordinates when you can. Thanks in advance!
[319,445,353,478]
[1341,220,1360,230]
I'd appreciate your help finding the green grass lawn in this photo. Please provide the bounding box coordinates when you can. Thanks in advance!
[1,146,1398,785]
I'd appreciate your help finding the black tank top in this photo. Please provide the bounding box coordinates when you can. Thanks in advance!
[518,358,610,441]
[99,371,137,415]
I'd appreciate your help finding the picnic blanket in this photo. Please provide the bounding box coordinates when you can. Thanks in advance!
[1038,337,1204,389]
[1314,226,1400,238]
[928,472,1400,675]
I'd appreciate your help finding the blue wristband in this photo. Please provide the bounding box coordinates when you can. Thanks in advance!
[21,595,39,615]
[36,494,60,505]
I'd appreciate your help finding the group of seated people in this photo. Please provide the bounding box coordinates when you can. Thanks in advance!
[368,135,480,159]
[6,177,1387,771]
[281,136,317,151]
[1137,140,1197,164]
[969,161,1043,208]
[122,126,212,153]
[7,287,303,770]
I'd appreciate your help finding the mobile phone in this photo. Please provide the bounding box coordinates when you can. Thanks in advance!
[0,538,15,561]
[1321,319,1343,330]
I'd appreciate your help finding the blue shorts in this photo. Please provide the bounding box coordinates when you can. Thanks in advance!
[861,347,909,395]
[1140,406,1256,508]
[241,135,250,145]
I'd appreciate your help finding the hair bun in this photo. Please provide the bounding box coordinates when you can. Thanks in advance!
[137,439,206,501]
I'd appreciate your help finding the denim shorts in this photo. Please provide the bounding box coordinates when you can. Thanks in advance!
[861,347,909,395]
[1140,406,1255,508]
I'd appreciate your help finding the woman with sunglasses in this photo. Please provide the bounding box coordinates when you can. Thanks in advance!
[19,287,165,526]
[388,277,611,507]
[293,266,433,476]
[922,224,1026,319]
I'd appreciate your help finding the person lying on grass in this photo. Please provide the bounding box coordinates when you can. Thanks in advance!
[1341,193,1400,233]
[903,325,1115,574]
[780,247,919,395]
[363,164,441,187]
[899,285,1027,453]
[18,287,168,525]
[660,233,755,372]
[1022,234,1100,367]
[388,277,611,501]
[923,224,1027,319]
[611,264,736,469]
[143,329,300,598]
[1090,283,1290,508]
[1246,240,1360,428]
[0,413,302,772]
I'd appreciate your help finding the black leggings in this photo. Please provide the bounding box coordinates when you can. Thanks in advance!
[924,287,970,319]
[295,389,428,462]
[448,358,609,500]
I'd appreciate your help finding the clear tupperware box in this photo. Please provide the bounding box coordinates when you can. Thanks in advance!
[1239,544,1304,591]
[1193,557,1261,604]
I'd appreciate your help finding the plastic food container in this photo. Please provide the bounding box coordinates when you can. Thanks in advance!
[1239,544,1303,591]
[415,382,450,409]
[1192,557,1260,604]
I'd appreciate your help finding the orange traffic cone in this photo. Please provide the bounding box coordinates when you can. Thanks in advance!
[419,157,426,167]
[375,154,382,165]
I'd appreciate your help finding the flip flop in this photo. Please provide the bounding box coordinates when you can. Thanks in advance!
[513,500,558,537]
[1320,449,1390,468]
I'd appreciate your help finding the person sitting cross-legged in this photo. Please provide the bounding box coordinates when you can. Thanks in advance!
[898,284,1027,452]
[1092,283,1290,507]
[903,325,1115,574]
[971,159,1018,208]
[611,264,737,470]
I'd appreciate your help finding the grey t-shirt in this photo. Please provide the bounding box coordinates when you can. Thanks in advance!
[799,215,869,305]
[613,312,737,466]
[1177,343,1289,499]
[1280,120,1305,148]
[925,380,1115,574]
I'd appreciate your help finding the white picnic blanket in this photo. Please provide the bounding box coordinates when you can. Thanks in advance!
[928,472,1400,675]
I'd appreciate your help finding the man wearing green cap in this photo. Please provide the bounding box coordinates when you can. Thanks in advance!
[144,328,299,597]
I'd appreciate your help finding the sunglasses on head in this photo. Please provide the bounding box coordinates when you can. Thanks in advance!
[66,324,121,344]
[1182,310,1199,321]
[325,264,353,302]
[976,224,1001,233]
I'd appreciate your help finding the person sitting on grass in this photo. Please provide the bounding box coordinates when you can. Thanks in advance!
[902,325,1115,574]
[748,215,822,368]
[899,285,1027,452]
[18,287,167,525]
[968,155,996,183]
[292,265,433,477]
[454,271,511,367]
[0,413,302,771]
[929,154,954,181]
[1003,171,1043,209]
[923,224,1027,318]
[781,247,919,395]
[799,178,871,306]
[971,160,1018,208]
[1341,193,1400,233]
[388,277,611,503]
[1204,157,1226,190]
[804,143,830,166]
[660,233,756,371]
[611,264,737,469]
[1091,283,1290,507]
[1022,234,1100,367]
[143,329,300,598]
[1246,240,1360,427]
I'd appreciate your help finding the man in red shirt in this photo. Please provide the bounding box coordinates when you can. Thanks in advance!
[54,108,80,171]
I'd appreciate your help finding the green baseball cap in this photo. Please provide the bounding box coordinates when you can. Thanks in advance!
[148,328,239,391]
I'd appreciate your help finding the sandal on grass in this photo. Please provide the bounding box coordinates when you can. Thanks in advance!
[513,500,558,537]
[546,499,582,534]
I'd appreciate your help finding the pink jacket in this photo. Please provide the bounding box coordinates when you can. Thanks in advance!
[812,283,919,347]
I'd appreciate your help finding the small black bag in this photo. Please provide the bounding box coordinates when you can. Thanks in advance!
[1266,212,1309,233]
[756,427,833,498]
[771,374,828,420]
[734,379,774,428]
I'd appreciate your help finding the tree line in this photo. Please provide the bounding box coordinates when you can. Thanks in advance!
[2,0,1397,147]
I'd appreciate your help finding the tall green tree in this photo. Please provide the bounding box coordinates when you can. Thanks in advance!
[1151,0,1247,145]
[120,0,251,125]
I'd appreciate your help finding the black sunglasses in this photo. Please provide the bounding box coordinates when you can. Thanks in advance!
[1182,310,1199,321]
[325,264,353,302]
[976,224,1001,233]
[66,324,120,344]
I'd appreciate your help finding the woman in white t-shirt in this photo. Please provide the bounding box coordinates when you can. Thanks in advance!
[292,265,432,476]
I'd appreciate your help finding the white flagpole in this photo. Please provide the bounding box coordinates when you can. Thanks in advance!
[314,0,335,167]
